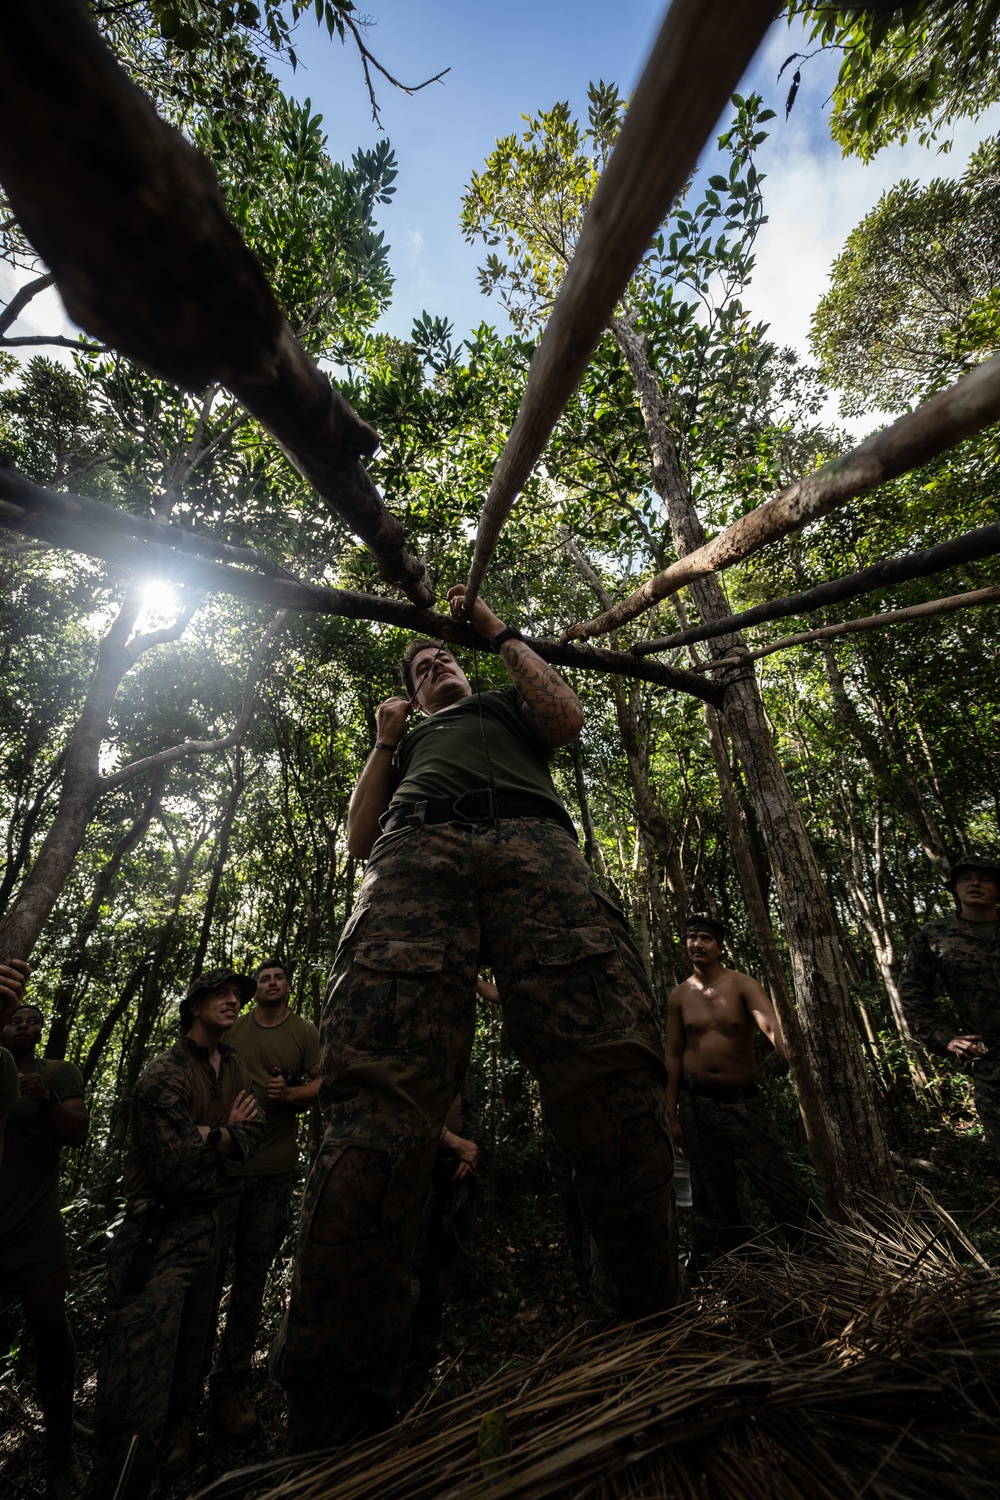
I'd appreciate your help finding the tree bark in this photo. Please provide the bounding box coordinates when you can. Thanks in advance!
[611,314,896,1206]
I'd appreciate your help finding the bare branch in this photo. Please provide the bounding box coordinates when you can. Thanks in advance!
[696,586,1000,674]
[564,352,1000,641]
[0,269,55,333]
[462,0,778,613]
[0,333,106,351]
[342,14,450,127]
[632,518,1000,655]
[0,0,432,604]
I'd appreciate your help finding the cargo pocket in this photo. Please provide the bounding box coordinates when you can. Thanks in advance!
[527,926,620,1034]
[327,937,448,1050]
[620,1111,673,1197]
[309,1144,392,1246]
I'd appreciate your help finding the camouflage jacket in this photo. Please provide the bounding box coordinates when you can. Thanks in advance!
[899,916,1000,1056]
[123,1036,263,1207]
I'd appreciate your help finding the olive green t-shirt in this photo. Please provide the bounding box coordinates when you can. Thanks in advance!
[0,1048,16,1117]
[389,687,567,822]
[227,1009,320,1177]
[0,1057,85,1259]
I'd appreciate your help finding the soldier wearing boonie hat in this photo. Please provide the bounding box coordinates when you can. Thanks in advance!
[900,851,1000,1161]
[84,967,262,1500]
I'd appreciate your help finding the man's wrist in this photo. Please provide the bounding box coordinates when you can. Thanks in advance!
[491,625,522,651]
[39,1090,61,1110]
[374,740,399,753]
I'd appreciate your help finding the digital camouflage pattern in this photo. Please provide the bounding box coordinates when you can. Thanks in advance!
[209,1171,294,1397]
[677,1087,817,1257]
[122,1037,262,1205]
[899,915,1000,1155]
[275,817,677,1451]
[84,1207,224,1500]
[899,916,1000,1059]
[85,1039,262,1500]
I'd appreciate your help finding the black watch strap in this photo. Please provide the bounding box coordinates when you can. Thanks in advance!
[374,741,399,753]
[491,626,522,650]
[40,1089,61,1109]
[206,1126,223,1149]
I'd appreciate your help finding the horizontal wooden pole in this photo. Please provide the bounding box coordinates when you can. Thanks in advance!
[0,465,722,705]
[0,0,432,606]
[700,585,1000,673]
[463,0,779,612]
[564,352,1000,641]
[631,519,1000,655]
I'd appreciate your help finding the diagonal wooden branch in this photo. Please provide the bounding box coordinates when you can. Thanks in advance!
[630,519,1000,655]
[0,464,721,705]
[695,585,1000,674]
[564,352,1000,641]
[462,0,779,614]
[0,0,432,605]
[0,268,55,334]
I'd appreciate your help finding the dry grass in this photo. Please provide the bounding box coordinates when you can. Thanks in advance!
[197,1195,1000,1500]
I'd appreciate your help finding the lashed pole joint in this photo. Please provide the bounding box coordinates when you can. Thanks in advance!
[0,465,722,707]
[461,0,780,617]
[0,0,432,606]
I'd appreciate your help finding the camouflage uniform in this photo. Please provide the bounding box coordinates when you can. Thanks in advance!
[84,1037,262,1500]
[677,1081,816,1256]
[276,816,676,1450]
[899,915,1000,1158]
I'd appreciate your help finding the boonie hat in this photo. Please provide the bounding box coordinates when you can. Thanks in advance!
[178,968,255,1031]
[945,854,1000,893]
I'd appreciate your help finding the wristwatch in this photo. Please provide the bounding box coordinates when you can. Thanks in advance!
[206,1126,223,1150]
[491,625,522,650]
[39,1090,61,1109]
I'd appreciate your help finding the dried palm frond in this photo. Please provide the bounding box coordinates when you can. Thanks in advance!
[197,1199,1000,1500]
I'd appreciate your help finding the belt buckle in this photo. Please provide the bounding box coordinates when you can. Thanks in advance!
[452,787,495,823]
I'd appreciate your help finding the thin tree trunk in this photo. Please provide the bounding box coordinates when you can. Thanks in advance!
[46,768,167,1059]
[191,752,245,976]
[704,706,839,1205]
[612,314,896,1206]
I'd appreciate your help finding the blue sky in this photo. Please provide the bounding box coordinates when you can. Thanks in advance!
[274,0,1000,412]
[6,1,998,432]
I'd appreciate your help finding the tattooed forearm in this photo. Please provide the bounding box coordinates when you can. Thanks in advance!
[500,641,584,748]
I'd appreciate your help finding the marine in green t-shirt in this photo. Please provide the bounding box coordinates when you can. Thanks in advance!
[208,957,320,1438]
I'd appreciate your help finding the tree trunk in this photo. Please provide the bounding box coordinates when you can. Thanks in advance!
[705,705,839,1204]
[612,314,896,1206]
[0,588,142,964]
[191,752,245,976]
[46,767,166,1059]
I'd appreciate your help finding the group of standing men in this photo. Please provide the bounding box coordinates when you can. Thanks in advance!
[3,587,1000,1500]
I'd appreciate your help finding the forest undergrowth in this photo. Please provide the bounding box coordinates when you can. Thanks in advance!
[2,1073,999,1500]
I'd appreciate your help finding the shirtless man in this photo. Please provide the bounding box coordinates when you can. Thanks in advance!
[665,914,815,1255]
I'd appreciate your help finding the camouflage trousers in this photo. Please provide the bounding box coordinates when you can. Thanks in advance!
[208,1173,293,1396]
[678,1085,817,1257]
[275,818,676,1450]
[83,1201,225,1500]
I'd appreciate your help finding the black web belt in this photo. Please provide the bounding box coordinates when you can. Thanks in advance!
[380,788,576,841]
[680,1077,760,1104]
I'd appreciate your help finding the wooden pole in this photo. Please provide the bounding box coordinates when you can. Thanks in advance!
[0,0,433,606]
[631,519,1000,656]
[563,352,1000,641]
[698,585,1000,674]
[462,0,779,612]
[0,465,722,706]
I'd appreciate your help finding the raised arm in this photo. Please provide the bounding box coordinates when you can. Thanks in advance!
[743,976,788,1062]
[346,696,410,859]
[448,585,583,749]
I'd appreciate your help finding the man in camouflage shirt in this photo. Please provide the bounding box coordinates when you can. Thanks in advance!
[275,586,677,1451]
[900,854,1000,1159]
[84,969,262,1500]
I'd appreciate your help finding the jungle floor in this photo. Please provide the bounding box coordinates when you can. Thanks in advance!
[2,1100,1000,1500]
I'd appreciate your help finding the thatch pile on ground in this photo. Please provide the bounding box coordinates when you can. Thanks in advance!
[198,1197,1000,1500]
